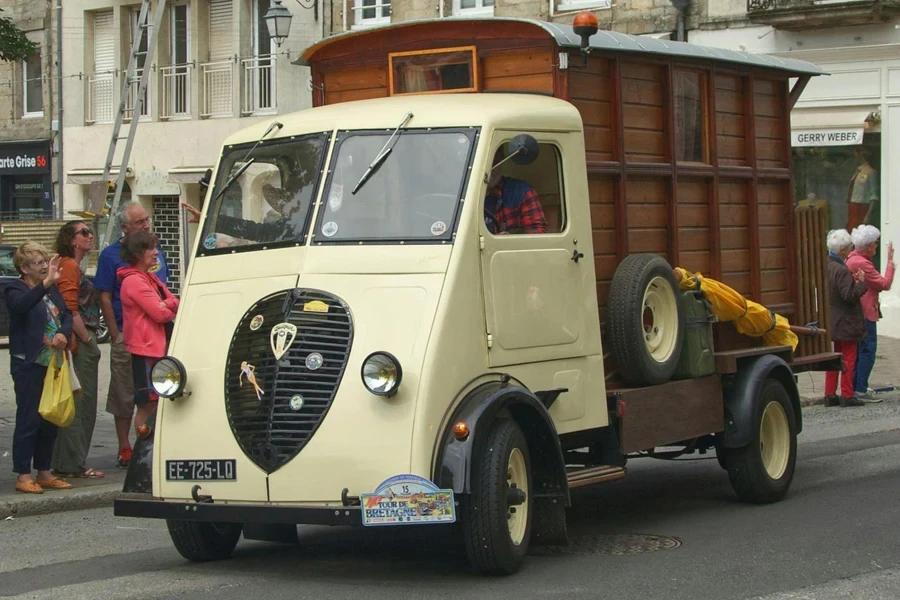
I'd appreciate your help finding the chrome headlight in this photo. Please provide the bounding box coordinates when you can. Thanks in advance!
[150,356,187,398]
[361,352,402,397]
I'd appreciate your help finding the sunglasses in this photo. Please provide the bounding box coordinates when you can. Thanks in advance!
[75,227,94,237]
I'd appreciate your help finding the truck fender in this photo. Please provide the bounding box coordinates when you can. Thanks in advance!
[122,408,157,494]
[432,380,570,546]
[722,354,802,449]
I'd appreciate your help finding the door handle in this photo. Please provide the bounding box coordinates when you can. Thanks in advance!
[571,249,584,263]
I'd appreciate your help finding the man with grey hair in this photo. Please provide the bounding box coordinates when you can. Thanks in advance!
[94,200,169,467]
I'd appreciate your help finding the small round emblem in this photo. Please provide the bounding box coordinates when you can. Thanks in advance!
[249,315,264,331]
[305,352,324,371]
[289,395,305,411]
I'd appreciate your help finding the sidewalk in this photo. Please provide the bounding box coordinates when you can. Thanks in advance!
[0,345,126,518]
[796,335,899,404]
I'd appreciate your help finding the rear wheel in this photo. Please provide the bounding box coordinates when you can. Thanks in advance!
[462,419,533,575]
[166,520,243,562]
[723,378,797,503]
[607,254,684,386]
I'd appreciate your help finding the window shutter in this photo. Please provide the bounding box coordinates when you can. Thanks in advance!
[209,0,233,62]
[93,10,115,74]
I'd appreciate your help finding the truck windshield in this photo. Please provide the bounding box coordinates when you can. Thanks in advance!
[199,133,329,254]
[313,128,476,243]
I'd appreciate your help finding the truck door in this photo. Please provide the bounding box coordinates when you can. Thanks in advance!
[479,132,599,368]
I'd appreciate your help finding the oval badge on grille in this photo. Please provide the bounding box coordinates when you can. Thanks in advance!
[305,352,324,371]
[289,395,305,411]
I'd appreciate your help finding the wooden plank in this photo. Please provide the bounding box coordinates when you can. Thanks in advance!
[624,130,666,159]
[628,228,668,253]
[746,74,761,301]
[678,204,709,227]
[720,204,749,227]
[716,115,746,137]
[326,87,388,104]
[665,64,678,264]
[678,228,710,251]
[720,226,749,249]
[721,272,752,296]
[622,79,663,106]
[573,99,613,127]
[481,51,552,78]
[569,73,613,101]
[717,136,746,161]
[584,125,614,155]
[678,250,710,273]
[715,89,744,114]
[613,376,724,454]
[483,72,553,92]
[715,346,793,374]
[623,104,664,131]
[613,58,628,261]
[621,61,661,82]
[627,204,668,227]
[325,67,387,92]
[626,177,668,202]
[796,208,809,356]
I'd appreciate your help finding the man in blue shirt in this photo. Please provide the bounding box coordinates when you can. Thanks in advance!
[94,200,169,467]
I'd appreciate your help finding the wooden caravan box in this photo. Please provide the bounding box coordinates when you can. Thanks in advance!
[298,19,827,357]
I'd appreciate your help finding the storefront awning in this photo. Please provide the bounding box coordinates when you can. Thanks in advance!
[168,166,213,184]
[66,167,133,185]
[791,106,879,130]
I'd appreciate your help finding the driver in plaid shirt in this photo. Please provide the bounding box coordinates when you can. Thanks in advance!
[484,147,547,234]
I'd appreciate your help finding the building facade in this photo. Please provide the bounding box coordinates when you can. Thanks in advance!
[62,0,321,291]
[0,0,59,222]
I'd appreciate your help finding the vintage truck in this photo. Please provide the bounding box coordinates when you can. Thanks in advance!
[115,16,838,575]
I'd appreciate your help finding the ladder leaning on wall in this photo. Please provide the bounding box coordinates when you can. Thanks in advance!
[77,0,168,263]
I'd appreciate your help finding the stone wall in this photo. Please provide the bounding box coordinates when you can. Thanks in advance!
[0,0,56,142]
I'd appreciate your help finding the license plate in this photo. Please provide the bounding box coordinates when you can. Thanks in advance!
[165,459,236,481]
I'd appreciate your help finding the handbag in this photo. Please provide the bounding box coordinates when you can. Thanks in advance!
[38,351,76,428]
[67,350,82,393]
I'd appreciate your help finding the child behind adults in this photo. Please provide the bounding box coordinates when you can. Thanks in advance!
[118,231,179,431]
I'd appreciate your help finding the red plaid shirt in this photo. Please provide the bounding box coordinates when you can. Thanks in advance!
[485,177,547,234]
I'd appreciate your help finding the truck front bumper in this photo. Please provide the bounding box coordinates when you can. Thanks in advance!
[114,495,361,526]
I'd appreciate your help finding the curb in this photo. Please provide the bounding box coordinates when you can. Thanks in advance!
[0,483,121,520]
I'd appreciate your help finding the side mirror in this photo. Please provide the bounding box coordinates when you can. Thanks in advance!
[506,134,539,166]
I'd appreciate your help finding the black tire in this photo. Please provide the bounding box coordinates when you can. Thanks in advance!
[166,520,243,562]
[462,419,533,575]
[723,378,797,504]
[607,254,685,386]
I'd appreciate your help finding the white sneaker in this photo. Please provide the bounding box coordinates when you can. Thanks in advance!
[855,391,883,403]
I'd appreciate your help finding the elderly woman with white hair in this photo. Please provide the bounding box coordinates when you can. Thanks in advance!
[845,224,895,401]
[824,229,869,407]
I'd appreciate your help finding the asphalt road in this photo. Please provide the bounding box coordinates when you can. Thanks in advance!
[1,398,899,600]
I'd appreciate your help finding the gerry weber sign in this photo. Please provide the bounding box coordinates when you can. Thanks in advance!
[791,128,864,147]
[0,142,50,175]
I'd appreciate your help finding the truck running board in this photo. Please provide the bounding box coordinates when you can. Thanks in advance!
[566,465,626,489]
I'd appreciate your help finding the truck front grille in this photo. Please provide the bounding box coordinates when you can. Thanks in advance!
[224,289,353,473]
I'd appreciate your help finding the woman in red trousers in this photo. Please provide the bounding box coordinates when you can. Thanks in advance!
[118,231,179,431]
[824,229,868,407]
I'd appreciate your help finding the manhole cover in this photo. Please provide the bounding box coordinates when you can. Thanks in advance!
[531,533,682,556]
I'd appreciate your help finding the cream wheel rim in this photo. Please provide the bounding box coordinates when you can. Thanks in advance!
[506,447,529,546]
[642,276,679,363]
[760,401,790,479]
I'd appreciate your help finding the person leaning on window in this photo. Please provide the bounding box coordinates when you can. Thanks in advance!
[483,147,547,235]
[4,242,74,494]
[824,230,868,408]
[845,224,895,402]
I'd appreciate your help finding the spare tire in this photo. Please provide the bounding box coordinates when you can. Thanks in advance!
[607,254,684,386]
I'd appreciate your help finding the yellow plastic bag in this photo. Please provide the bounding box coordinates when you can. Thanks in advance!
[39,350,75,428]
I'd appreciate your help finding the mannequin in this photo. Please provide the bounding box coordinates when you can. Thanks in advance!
[846,146,879,231]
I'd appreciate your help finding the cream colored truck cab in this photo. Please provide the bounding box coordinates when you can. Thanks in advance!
[115,92,798,575]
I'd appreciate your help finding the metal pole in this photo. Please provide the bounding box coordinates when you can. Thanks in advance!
[56,0,64,219]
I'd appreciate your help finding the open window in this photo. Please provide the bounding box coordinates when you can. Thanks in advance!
[485,141,566,235]
[674,70,709,163]
[389,47,478,96]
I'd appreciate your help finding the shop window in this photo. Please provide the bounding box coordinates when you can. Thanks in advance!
[23,51,43,117]
[452,0,494,16]
[352,0,390,28]
[485,142,566,235]
[794,134,881,242]
[674,70,708,163]
[390,47,478,95]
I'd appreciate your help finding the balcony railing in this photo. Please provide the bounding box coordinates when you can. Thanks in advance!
[87,74,115,124]
[747,0,900,30]
[242,55,276,115]
[201,60,234,118]
[161,65,191,119]
[122,70,149,122]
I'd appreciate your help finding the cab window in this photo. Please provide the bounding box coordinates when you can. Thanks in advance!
[484,142,565,235]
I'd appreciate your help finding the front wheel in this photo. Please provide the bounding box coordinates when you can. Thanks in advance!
[166,520,243,562]
[462,419,533,575]
[723,378,797,504]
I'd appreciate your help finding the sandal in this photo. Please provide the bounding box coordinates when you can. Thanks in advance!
[117,447,133,468]
[65,468,105,479]
[36,477,73,490]
[15,480,43,494]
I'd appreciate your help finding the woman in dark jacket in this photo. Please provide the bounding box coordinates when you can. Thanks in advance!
[4,242,74,493]
[824,230,868,407]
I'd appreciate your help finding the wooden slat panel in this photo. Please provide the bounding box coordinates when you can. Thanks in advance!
[483,72,554,93]
[715,74,741,91]
[627,204,668,228]
[758,203,785,226]
[761,269,787,292]
[717,136,746,161]
[753,78,780,97]
[326,87,388,104]
[760,247,788,269]
[574,99,613,127]
[720,205,749,227]
[482,51,553,79]
[623,104,664,130]
[721,272,751,295]
[626,177,667,202]
[625,130,666,160]
[325,67,386,92]
[716,115,746,137]
[718,180,748,204]
[679,250,710,273]
[679,228,710,251]
[628,228,668,253]
[753,93,780,118]
[755,116,784,139]
[584,125,614,156]
[678,204,709,227]
[622,62,661,81]
[591,229,617,254]
[622,78,663,106]
[570,74,612,101]
[721,227,749,249]
[715,89,743,114]
[722,249,750,272]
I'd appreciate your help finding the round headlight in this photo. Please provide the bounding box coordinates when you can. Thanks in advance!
[150,356,187,398]
[361,352,402,397]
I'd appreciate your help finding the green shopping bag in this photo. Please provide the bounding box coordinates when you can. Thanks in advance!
[38,350,75,428]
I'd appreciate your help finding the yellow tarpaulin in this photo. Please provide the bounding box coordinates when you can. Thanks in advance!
[673,267,798,351]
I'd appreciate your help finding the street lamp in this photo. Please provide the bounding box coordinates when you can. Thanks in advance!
[265,0,293,47]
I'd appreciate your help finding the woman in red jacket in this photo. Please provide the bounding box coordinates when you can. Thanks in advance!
[118,231,179,431]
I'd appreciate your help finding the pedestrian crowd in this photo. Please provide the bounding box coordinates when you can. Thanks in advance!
[5,201,177,494]
[825,224,894,407]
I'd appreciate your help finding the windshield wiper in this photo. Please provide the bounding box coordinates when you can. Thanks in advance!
[352,112,413,195]
[212,120,282,202]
